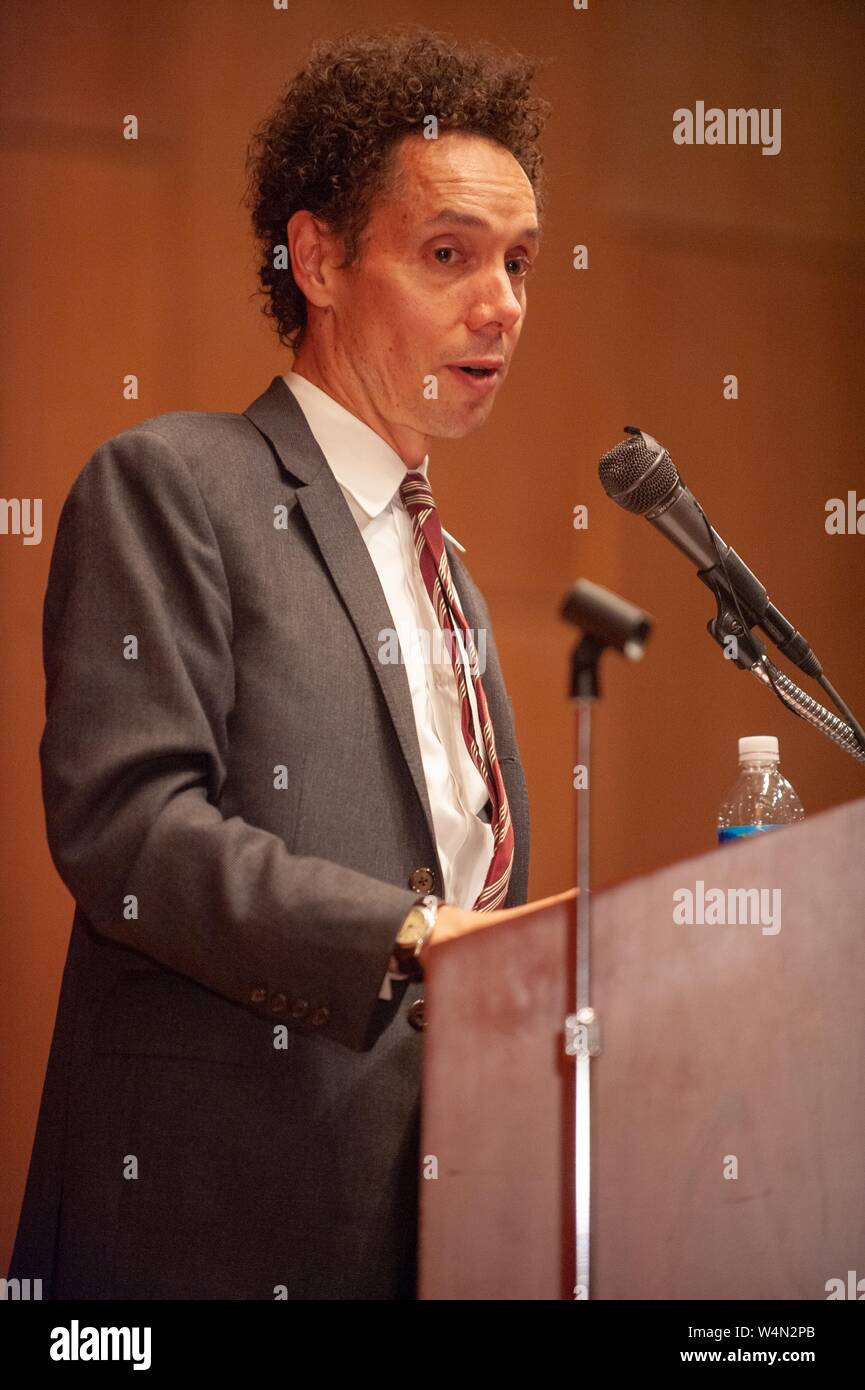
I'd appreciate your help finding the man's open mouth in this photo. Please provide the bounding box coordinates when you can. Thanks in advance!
[456,366,496,377]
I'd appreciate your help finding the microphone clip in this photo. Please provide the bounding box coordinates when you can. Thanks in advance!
[703,571,766,670]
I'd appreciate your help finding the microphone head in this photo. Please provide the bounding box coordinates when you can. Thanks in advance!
[598,425,679,515]
[560,577,653,655]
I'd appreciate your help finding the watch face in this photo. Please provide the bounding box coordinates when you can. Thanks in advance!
[398,909,427,945]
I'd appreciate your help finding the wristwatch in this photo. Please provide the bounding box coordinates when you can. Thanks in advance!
[391,894,440,979]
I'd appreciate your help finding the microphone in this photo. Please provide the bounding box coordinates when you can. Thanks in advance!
[598,426,823,679]
[560,578,652,662]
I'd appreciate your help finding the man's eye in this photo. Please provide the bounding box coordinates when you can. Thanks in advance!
[433,247,533,277]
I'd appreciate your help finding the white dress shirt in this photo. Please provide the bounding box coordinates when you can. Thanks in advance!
[282,371,495,997]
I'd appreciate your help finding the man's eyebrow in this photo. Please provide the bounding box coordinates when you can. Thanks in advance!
[422,208,541,244]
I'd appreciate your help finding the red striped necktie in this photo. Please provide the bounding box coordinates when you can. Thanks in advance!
[399,469,514,911]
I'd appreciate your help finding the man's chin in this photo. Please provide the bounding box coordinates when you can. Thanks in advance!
[426,401,497,439]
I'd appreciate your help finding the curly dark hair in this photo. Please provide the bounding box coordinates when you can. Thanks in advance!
[244,24,552,352]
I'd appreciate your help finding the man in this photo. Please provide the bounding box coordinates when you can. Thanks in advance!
[10,26,548,1299]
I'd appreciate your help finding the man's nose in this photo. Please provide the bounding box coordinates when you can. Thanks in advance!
[466,269,523,332]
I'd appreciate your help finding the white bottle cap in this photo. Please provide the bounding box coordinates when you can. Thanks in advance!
[738,735,779,764]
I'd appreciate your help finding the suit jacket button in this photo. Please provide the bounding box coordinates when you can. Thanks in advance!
[290,999,309,1020]
[407,998,426,1031]
[310,1006,330,1027]
[270,992,287,1014]
[250,986,267,1006]
[409,867,435,893]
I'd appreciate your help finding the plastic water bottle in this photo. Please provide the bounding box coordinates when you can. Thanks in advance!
[717,736,804,844]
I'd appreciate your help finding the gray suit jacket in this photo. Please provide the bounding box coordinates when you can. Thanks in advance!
[10,374,530,1299]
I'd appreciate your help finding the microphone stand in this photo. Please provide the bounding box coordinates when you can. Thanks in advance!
[560,579,653,1300]
[564,635,604,1301]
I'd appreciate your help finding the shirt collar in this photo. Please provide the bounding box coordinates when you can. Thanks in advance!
[282,371,466,552]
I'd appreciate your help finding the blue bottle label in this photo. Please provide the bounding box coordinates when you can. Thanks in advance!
[718,824,785,843]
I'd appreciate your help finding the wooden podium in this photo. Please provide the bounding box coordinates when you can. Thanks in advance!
[418,796,865,1299]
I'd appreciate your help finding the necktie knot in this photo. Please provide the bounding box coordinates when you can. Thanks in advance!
[399,469,434,515]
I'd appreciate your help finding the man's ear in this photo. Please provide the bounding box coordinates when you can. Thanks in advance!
[287,209,338,310]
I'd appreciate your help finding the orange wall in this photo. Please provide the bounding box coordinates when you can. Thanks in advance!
[3,0,863,1272]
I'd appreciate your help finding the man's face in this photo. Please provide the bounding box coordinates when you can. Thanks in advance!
[296,131,540,462]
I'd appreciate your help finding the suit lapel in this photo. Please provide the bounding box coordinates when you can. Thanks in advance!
[243,376,443,874]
